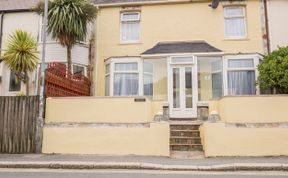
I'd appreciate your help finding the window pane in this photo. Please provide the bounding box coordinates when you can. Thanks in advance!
[73,65,85,75]
[173,68,180,108]
[211,60,222,72]
[185,67,193,108]
[144,62,153,73]
[115,62,138,71]
[121,22,140,41]
[122,13,140,21]
[144,59,167,100]
[114,73,139,96]
[212,72,223,99]
[228,59,254,68]
[144,74,153,96]
[171,57,194,64]
[225,18,245,37]
[224,7,244,17]
[9,71,21,92]
[198,57,223,101]
[228,71,256,95]
[105,75,110,96]
[105,64,110,74]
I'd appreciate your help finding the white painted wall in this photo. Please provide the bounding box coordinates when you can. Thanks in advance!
[268,0,288,51]
[0,12,91,96]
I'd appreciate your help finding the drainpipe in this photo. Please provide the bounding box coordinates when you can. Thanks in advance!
[94,5,99,96]
[263,0,271,53]
[0,12,4,56]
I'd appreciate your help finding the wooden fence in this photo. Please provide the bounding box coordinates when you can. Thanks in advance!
[45,62,91,97]
[0,96,39,153]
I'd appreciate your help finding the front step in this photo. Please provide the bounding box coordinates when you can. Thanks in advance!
[170,123,203,152]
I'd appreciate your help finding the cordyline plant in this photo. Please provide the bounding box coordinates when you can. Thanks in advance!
[2,30,39,96]
[34,0,97,73]
[257,47,288,94]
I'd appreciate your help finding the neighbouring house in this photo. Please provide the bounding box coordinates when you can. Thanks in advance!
[265,0,288,52]
[92,0,264,119]
[0,0,92,96]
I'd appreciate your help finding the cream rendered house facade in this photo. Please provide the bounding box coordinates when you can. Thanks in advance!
[266,0,288,51]
[93,0,264,119]
[0,0,91,96]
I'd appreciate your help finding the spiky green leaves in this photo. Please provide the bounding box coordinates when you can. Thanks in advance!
[2,30,39,73]
[35,0,97,47]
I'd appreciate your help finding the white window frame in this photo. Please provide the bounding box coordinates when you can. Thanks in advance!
[120,12,141,43]
[105,57,143,96]
[72,64,87,76]
[223,54,260,96]
[223,6,247,39]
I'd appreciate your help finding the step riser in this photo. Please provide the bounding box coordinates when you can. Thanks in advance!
[170,124,203,152]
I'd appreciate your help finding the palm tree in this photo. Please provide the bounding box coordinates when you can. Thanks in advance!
[2,30,39,96]
[35,0,97,73]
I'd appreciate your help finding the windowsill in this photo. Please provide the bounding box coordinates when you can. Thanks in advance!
[119,41,142,45]
[38,41,89,47]
[223,37,250,41]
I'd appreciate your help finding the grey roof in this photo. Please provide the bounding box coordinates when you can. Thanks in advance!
[92,0,162,5]
[0,0,40,12]
[142,41,222,55]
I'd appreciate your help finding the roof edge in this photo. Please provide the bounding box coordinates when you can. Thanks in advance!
[96,0,209,7]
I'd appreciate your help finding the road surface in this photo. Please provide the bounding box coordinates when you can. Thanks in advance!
[0,169,287,178]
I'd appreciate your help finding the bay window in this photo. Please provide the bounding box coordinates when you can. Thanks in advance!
[105,58,141,96]
[225,57,258,95]
[120,12,140,42]
[224,6,246,38]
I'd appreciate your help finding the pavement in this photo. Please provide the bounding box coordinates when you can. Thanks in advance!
[0,154,288,171]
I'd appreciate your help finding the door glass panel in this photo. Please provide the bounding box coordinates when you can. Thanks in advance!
[185,67,193,108]
[173,68,180,108]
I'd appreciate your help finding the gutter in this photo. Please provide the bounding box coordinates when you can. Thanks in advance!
[96,0,208,8]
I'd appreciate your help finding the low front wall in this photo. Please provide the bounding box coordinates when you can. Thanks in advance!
[42,122,170,156]
[46,97,156,123]
[201,123,288,157]
[209,96,288,123]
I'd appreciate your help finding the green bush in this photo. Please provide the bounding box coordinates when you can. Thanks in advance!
[257,47,288,94]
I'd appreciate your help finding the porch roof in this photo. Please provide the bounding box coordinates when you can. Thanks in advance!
[142,41,222,55]
[0,0,40,12]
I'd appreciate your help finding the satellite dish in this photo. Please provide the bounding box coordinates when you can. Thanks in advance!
[210,0,219,9]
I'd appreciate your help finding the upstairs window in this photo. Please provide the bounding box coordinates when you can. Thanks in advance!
[224,6,246,38]
[120,12,140,42]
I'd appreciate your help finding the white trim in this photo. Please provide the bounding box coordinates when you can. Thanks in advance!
[120,12,141,43]
[105,57,142,96]
[168,55,198,118]
[72,64,87,76]
[141,52,224,58]
[223,6,247,39]
[223,54,261,96]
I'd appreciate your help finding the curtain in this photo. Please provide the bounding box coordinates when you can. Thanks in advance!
[121,22,140,41]
[114,74,139,96]
[225,18,245,37]
[228,71,255,95]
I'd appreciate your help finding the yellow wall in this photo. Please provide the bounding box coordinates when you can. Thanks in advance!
[201,123,288,157]
[46,97,156,123]
[209,96,288,123]
[42,122,170,156]
[95,0,264,96]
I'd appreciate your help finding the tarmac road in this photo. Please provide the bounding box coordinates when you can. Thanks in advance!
[0,169,287,178]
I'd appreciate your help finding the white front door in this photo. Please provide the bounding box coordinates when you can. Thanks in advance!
[168,65,198,118]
